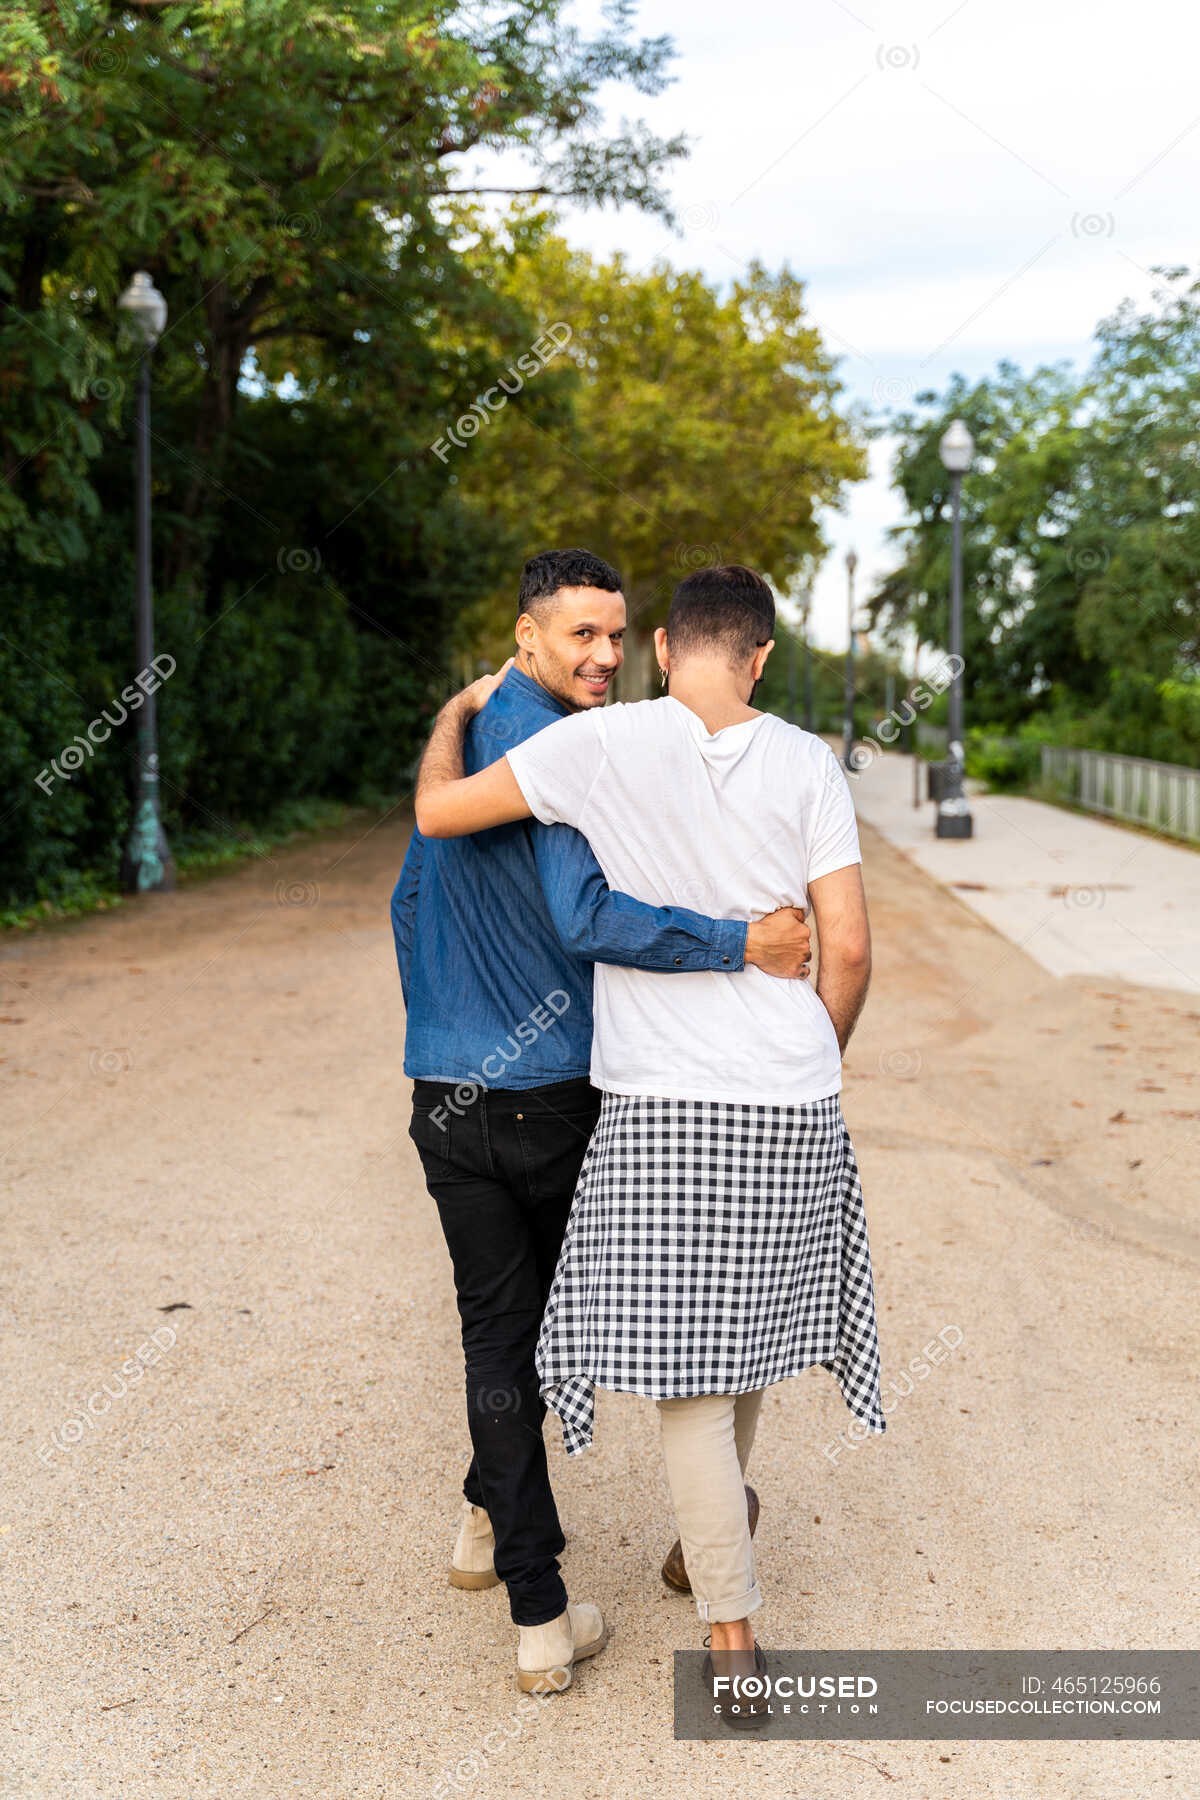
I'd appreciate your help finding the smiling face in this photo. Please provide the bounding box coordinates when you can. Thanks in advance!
[514,585,626,710]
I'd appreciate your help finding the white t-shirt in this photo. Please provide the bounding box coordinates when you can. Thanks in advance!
[506,696,862,1105]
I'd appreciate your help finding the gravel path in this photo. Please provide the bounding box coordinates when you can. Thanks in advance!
[2,804,1197,1798]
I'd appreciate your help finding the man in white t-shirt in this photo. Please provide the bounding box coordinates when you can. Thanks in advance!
[416,564,881,1723]
[504,672,860,1108]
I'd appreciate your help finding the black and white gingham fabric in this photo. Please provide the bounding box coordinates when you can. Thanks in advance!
[535,1091,885,1456]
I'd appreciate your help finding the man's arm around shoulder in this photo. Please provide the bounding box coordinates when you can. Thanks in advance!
[415,671,812,976]
[415,662,530,837]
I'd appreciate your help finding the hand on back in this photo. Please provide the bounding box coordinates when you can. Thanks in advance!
[745,906,811,979]
[459,657,516,715]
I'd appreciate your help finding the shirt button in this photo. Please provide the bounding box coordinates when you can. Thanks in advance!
[516,1112,523,1120]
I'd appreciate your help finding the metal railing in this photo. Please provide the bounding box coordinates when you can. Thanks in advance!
[1040,744,1200,844]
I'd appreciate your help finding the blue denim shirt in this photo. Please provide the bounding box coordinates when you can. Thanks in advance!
[391,666,748,1089]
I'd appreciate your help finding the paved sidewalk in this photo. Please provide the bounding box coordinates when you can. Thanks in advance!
[847,748,1200,995]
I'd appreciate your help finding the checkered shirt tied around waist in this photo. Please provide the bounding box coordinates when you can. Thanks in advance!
[535,1091,886,1455]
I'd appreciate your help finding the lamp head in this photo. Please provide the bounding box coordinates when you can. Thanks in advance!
[118,271,168,347]
[939,418,974,474]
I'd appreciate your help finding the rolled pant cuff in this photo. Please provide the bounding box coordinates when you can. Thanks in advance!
[696,1580,763,1624]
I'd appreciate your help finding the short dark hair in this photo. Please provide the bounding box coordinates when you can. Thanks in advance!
[666,564,775,665]
[518,548,623,621]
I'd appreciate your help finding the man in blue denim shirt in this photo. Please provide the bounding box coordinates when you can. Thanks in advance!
[391,549,810,1693]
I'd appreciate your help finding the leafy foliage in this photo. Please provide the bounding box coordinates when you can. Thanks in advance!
[455,235,868,694]
[873,268,1200,765]
[0,0,685,908]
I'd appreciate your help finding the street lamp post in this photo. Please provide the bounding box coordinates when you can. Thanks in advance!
[842,549,857,769]
[911,630,922,810]
[787,610,797,724]
[936,418,974,840]
[802,585,815,733]
[117,271,175,893]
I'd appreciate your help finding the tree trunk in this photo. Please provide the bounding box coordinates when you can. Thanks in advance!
[163,278,250,593]
[618,576,665,702]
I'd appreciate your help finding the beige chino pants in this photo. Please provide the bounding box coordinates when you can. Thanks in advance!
[655,1388,766,1623]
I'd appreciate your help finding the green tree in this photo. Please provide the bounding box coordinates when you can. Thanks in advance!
[1071,267,1200,680]
[455,235,868,693]
[873,267,1200,754]
[0,0,684,572]
[0,1,686,907]
[870,363,1104,728]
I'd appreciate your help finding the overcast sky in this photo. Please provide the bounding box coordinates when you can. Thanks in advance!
[474,0,1200,650]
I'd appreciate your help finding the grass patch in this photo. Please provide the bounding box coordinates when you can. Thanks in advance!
[1,792,406,933]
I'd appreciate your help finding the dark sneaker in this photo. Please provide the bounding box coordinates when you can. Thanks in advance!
[701,1638,770,1733]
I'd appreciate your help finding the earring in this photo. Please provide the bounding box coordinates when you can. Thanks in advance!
[658,666,668,689]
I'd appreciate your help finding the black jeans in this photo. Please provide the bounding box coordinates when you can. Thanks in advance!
[409,1074,602,1626]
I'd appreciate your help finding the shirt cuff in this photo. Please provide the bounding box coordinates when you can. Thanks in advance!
[709,917,748,972]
